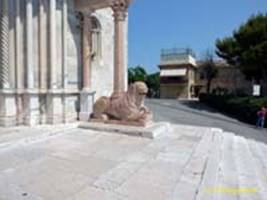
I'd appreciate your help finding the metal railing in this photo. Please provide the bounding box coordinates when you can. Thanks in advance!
[160,48,196,62]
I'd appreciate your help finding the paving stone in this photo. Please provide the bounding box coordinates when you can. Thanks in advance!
[0,109,267,200]
[71,186,125,200]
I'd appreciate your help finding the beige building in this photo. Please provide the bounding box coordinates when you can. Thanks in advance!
[195,60,252,96]
[158,48,256,99]
[0,0,131,126]
[158,48,197,99]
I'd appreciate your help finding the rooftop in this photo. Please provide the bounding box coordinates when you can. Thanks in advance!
[160,48,197,67]
[161,48,196,58]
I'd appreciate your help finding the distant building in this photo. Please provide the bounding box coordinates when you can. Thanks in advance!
[158,48,255,99]
[158,48,197,99]
[195,60,252,96]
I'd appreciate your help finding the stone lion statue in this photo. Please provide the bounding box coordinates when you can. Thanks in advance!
[91,81,153,126]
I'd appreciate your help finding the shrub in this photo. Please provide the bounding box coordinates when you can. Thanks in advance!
[199,93,267,126]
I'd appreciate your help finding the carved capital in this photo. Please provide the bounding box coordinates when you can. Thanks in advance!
[76,10,92,30]
[112,0,129,21]
[82,10,93,19]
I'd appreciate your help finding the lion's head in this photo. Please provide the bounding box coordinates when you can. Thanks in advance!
[128,81,148,108]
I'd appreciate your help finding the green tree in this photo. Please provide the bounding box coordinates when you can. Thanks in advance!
[146,72,160,98]
[128,66,147,84]
[128,68,135,84]
[128,66,160,98]
[200,51,218,93]
[216,13,267,81]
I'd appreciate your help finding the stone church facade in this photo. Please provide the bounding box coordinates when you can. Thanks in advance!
[0,0,130,126]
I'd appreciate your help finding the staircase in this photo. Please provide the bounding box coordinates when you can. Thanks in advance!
[174,128,267,200]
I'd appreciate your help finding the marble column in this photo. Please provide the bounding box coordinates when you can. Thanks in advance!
[47,0,62,124]
[49,0,57,90]
[25,0,34,89]
[0,0,13,126]
[0,0,9,89]
[82,12,92,91]
[38,0,48,124]
[8,2,16,89]
[62,0,68,89]
[24,0,40,126]
[79,11,95,121]
[15,0,23,89]
[15,0,24,125]
[112,1,129,93]
[39,0,47,90]
[62,0,68,122]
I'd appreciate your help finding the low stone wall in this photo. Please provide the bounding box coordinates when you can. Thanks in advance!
[0,90,95,127]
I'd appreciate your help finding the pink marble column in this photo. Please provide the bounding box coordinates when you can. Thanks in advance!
[80,11,93,122]
[112,1,128,93]
[82,12,92,91]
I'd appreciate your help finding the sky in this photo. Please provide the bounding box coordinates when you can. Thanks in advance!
[127,0,267,73]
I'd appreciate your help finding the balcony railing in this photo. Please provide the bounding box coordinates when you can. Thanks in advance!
[160,48,196,66]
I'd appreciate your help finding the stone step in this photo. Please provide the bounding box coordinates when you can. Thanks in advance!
[256,142,267,171]
[196,132,266,200]
[234,135,263,200]
[246,140,267,198]
[215,132,239,200]
[194,130,224,200]
[79,122,171,139]
[171,128,214,199]
[0,123,78,150]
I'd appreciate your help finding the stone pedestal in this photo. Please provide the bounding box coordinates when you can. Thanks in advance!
[46,91,64,124]
[79,90,96,121]
[15,92,24,125]
[0,91,16,127]
[79,122,170,139]
[23,90,40,126]
[63,93,79,123]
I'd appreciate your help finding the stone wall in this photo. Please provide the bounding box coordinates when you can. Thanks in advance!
[0,0,121,126]
[91,8,114,99]
[90,8,128,99]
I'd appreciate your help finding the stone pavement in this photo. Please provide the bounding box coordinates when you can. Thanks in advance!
[0,124,78,149]
[1,122,267,200]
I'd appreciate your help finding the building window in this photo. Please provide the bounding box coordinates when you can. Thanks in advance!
[91,16,101,60]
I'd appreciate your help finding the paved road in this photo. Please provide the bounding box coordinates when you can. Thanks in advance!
[146,99,267,144]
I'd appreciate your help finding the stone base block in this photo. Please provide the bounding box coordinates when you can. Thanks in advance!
[0,94,17,126]
[46,94,63,124]
[79,90,95,122]
[90,118,152,127]
[0,89,95,127]
[64,113,78,123]
[23,94,40,126]
[79,122,170,139]
[79,112,90,122]
[0,116,17,127]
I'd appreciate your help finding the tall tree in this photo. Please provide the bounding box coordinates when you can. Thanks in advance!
[216,13,267,81]
[146,72,160,98]
[200,51,218,93]
[128,66,160,98]
[128,66,147,84]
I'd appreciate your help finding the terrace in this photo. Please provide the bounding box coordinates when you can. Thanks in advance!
[160,48,197,66]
